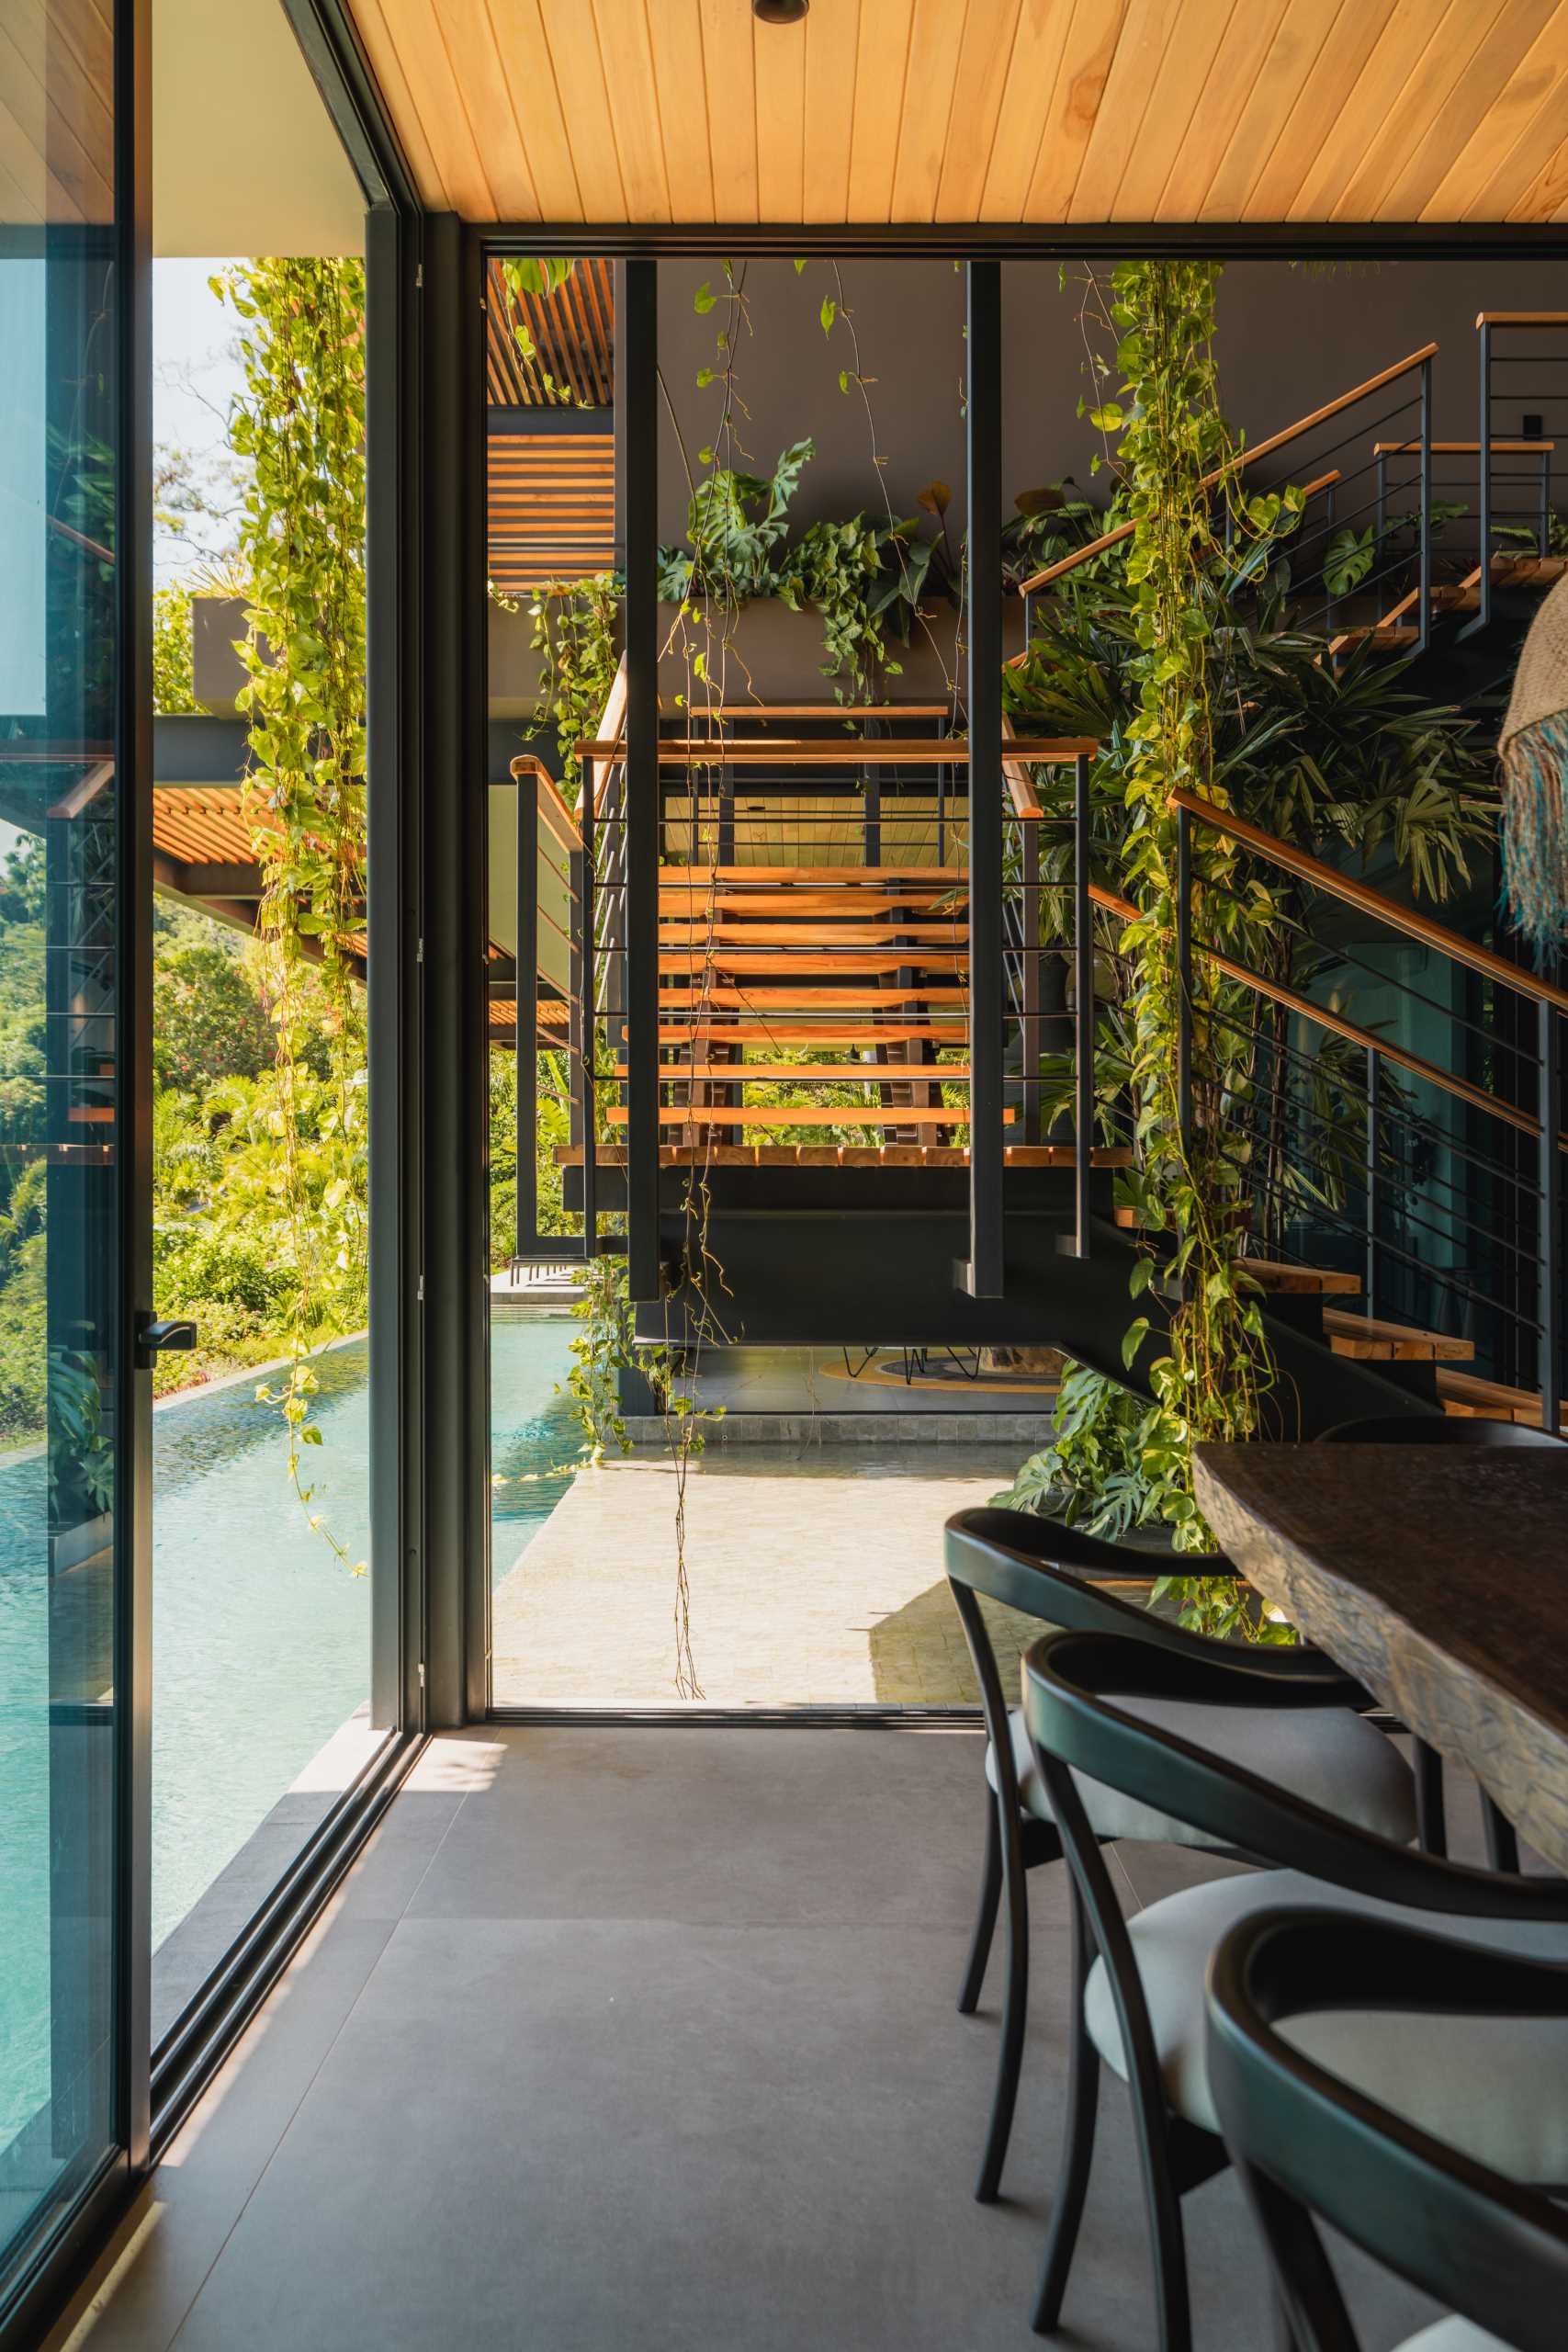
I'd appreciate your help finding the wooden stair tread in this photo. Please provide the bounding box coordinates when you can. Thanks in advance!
[615,1063,971,1082]
[660,865,968,885]
[657,922,967,945]
[655,1024,966,1046]
[558,1143,1131,1169]
[605,1104,1004,1128]
[1491,553,1568,587]
[1235,1257,1360,1295]
[658,888,967,909]
[1322,1308,1472,1362]
[659,988,972,1008]
[1327,625,1421,654]
[659,951,967,975]
[1438,1368,1568,1428]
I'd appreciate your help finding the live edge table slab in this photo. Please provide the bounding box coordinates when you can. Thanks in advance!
[1194,1442,1568,1874]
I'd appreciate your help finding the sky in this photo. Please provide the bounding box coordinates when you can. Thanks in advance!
[153,258,249,586]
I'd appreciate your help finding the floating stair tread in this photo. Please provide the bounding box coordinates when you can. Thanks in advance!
[1323,1308,1472,1362]
[657,891,967,915]
[558,1143,1131,1168]
[655,1024,967,1046]
[615,1064,971,1082]
[661,865,968,885]
[1235,1257,1360,1295]
[1327,626,1421,654]
[1491,553,1568,587]
[659,951,967,975]
[1438,1368,1568,1428]
[658,988,971,1008]
[656,922,967,945]
[605,1104,1005,1127]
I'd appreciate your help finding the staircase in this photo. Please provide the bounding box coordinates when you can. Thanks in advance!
[506,307,1565,1441]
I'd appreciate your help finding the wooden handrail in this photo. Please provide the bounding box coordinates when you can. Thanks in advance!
[669,701,953,719]
[574,736,1096,765]
[1371,439,1554,455]
[1088,882,1564,1150]
[1475,312,1568,328]
[588,650,628,818]
[1168,787,1568,1018]
[508,753,582,854]
[1018,345,1438,597]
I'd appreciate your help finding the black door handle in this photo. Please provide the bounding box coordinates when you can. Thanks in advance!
[135,1315,198,1370]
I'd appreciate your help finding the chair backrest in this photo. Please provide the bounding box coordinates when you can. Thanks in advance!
[1022,1628,1568,1927]
[945,1510,1366,1871]
[1206,1907,1568,2352]
[1321,1413,1567,1447]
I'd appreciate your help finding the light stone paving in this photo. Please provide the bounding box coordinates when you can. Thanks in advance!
[491,1442,1042,1708]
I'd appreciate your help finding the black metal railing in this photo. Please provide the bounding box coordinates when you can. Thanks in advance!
[1172,792,1565,1429]
[1469,311,1568,635]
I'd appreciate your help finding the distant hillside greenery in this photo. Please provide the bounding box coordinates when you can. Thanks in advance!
[0,833,363,1445]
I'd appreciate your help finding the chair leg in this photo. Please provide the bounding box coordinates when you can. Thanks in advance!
[1414,1739,1448,1860]
[958,1793,1003,2016]
[975,1799,1030,2204]
[1032,1884,1100,2335]
[1482,1792,1521,1875]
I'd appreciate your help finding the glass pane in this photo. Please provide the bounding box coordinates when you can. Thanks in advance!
[0,0,123,2278]
[148,2,378,2041]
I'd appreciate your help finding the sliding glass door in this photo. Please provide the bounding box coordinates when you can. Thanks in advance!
[0,0,145,2312]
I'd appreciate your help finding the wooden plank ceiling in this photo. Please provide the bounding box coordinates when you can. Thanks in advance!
[346,0,1568,225]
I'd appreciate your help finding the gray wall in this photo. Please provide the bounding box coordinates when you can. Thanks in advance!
[491,252,1567,717]
[653,254,1568,539]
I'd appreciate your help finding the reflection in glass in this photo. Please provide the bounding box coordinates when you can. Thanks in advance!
[0,1,123,2283]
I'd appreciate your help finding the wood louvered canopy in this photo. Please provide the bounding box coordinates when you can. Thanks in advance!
[485,256,615,590]
[346,0,1568,226]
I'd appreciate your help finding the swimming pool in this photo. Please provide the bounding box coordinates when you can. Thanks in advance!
[0,1302,576,2155]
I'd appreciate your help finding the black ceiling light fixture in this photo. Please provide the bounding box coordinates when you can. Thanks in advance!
[753,0,808,22]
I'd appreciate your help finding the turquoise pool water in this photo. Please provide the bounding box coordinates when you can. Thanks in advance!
[0,1304,576,2154]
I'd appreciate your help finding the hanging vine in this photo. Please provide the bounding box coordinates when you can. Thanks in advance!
[1077,261,1288,1625]
[215,257,367,1573]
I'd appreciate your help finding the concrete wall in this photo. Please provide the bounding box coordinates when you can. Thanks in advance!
[489,252,1566,718]
[652,254,1568,541]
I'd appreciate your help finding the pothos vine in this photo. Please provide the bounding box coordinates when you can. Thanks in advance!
[1071,259,1294,1635]
[216,257,368,1575]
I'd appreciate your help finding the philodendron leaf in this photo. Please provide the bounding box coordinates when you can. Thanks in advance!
[819,297,837,334]
[694,281,716,314]
[917,480,952,517]
[1121,1317,1151,1370]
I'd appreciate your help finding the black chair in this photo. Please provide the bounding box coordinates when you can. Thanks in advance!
[1319,1412,1567,1872]
[1208,1907,1568,2352]
[1020,1628,1568,2352]
[943,1508,1416,2204]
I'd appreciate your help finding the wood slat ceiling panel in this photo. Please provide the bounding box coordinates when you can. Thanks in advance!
[486,255,614,405]
[347,0,1568,220]
[488,433,616,592]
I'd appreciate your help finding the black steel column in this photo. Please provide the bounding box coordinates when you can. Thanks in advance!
[1073,755,1094,1259]
[419,215,487,1725]
[514,773,538,1257]
[116,0,153,2179]
[960,260,1003,1300]
[366,203,423,1734]
[623,261,660,1301]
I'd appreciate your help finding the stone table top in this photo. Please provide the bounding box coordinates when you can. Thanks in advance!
[1194,1442,1568,1871]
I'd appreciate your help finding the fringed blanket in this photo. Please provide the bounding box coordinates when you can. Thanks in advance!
[1500,571,1568,963]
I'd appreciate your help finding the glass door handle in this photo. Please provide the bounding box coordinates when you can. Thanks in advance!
[135,1315,198,1369]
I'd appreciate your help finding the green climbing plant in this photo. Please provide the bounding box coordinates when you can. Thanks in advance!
[1077,260,1287,1632]
[529,571,624,801]
[215,255,367,1574]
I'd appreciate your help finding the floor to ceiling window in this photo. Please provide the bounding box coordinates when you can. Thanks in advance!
[146,0,379,2043]
[0,0,127,2287]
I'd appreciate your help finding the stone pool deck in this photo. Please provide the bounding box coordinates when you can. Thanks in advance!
[491,1442,1040,1709]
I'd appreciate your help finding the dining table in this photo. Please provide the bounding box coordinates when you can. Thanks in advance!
[1194,1441,1568,1873]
